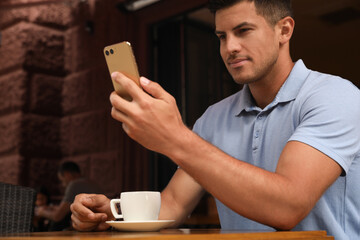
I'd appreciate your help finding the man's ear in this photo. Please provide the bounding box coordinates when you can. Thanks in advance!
[278,16,295,45]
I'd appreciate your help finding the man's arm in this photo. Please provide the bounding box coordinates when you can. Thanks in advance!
[70,170,204,231]
[159,168,205,227]
[171,133,341,230]
[110,73,342,230]
[37,201,71,222]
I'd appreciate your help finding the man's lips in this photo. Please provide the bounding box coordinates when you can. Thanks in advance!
[227,58,249,68]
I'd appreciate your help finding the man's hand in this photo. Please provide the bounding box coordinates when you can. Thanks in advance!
[34,205,46,217]
[109,72,191,158]
[70,194,113,231]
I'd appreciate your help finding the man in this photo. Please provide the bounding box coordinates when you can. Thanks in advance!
[36,161,102,231]
[70,0,360,239]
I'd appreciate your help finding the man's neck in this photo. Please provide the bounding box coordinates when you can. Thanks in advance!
[249,55,294,109]
[67,173,81,183]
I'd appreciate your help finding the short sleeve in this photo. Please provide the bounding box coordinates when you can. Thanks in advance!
[289,76,360,174]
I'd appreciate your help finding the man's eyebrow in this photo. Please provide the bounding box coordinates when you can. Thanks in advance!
[215,22,255,35]
[233,22,255,30]
[214,30,224,35]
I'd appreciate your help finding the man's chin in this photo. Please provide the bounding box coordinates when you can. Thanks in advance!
[231,74,255,85]
[229,69,248,82]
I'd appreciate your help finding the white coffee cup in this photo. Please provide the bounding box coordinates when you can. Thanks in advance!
[110,191,161,221]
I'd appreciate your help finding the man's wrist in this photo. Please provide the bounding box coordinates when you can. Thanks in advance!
[167,127,199,166]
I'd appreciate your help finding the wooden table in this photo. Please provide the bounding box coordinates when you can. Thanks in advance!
[0,229,334,240]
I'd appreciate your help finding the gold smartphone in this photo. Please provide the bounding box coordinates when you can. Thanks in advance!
[103,41,140,101]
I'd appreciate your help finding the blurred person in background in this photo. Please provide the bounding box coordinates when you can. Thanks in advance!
[33,186,51,232]
[35,161,102,231]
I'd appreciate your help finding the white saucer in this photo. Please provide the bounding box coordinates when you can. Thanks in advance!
[106,220,175,232]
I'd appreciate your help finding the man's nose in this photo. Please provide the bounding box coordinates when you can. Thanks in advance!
[225,35,241,54]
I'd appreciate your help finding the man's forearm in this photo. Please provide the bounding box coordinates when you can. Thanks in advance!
[41,202,71,222]
[39,207,59,222]
[164,129,340,230]
[159,169,205,227]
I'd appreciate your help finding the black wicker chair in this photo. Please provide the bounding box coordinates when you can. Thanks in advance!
[0,182,36,234]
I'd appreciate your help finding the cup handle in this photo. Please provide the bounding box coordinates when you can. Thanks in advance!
[110,199,123,219]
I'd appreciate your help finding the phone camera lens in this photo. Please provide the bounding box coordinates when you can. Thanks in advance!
[105,50,109,56]
[110,49,114,54]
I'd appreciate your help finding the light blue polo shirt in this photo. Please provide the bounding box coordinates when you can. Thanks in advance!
[192,60,360,240]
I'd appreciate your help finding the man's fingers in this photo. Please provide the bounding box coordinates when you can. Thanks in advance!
[112,72,144,101]
[71,194,107,219]
[71,210,106,222]
[112,72,169,102]
[139,77,167,100]
[70,202,93,220]
[72,211,109,231]
[110,94,133,125]
[71,214,96,231]
[71,206,106,222]
[95,222,111,231]
[70,194,111,231]
[82,194,109,208]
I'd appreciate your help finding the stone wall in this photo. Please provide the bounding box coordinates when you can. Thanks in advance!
[0,0,149,199]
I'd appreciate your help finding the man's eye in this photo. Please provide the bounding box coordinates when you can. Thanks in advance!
[239,28,250,33]
[217,35,226,40]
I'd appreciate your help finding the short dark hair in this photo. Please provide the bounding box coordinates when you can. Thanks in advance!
[58,161,81,175]
[208,0,293,26]
[36,186,50,204]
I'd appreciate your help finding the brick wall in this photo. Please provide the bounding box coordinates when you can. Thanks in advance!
[0,0,149,199]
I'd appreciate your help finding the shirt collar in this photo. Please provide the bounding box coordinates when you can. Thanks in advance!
[235,59,311,115]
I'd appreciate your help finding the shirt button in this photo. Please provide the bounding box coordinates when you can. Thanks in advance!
[255,131,259,138]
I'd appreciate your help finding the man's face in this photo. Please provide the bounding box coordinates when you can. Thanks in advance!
[58,172,68,187]
[35,193,48,207]
[215,1,280,85]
